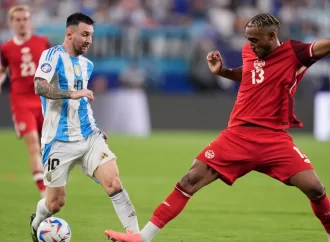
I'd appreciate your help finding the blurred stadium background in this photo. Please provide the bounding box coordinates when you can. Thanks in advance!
[1,0,330,242]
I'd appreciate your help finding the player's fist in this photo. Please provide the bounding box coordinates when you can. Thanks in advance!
[207,50,223,75]
[70,89,95,101]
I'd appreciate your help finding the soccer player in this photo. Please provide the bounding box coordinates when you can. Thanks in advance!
[0,5,50,198]
[105,14,330,242]
[29,12,139,242]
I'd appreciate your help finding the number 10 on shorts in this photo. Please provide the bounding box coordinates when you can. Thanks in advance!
[293,146,311,163]
[47,158,60,172]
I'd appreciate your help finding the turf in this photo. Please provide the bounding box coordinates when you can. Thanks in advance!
[0,130,329,242]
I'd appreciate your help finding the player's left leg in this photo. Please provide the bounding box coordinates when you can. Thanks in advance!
[13,109,45,198]
[255,131,330,241]
[289,170,330,241]
[82,131,139,233]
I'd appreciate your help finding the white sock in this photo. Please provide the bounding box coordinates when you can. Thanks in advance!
[140,222,160,242]
[110,189,139,233]
[40,190,46,198]
[32,198,53,230]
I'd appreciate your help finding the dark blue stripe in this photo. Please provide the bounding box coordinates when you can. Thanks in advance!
[45,49,52,61]
[47,48,55,61]
[42,139,55,165]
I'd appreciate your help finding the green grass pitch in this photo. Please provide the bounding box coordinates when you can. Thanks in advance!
[0,130,329,242]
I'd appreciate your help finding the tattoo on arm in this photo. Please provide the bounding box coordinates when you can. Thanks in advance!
[34,77,72,99]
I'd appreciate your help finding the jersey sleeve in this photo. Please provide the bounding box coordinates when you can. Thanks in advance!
[290,40,316,67]
[34,48,59,83]
[0,45,8,67]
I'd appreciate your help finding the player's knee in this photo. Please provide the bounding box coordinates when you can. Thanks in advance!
[179,173,199,195]
[307,182,325,199]
[46,196,65,213]
[103,175,122,195]
[301,178,325,199]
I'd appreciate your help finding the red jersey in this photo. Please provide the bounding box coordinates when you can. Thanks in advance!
[0,35,51,110]
[228,40,317,130]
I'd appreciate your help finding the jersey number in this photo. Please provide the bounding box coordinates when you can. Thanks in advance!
[74,80,83,90]
[47,158,60,172]
[20,62,36,77]
[293,146,311,163]
[251,67,264,84]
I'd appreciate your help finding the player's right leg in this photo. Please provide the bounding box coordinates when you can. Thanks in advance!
[30,186,66,242]
[12,109,46,197]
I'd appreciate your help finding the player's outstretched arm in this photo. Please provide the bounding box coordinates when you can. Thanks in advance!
[34,77,72,99]
[312,38,330,59]
[207,50,242,82]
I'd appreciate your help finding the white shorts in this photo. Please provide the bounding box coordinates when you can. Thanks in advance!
[42,131,116,187]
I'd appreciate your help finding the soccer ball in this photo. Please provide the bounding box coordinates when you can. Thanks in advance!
[37,217,71,242]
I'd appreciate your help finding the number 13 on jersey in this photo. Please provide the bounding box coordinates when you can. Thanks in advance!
[251,67,264,84]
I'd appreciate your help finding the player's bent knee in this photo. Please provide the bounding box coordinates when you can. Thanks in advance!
[46,196,65,213]
[307,182,325,199]
[179,175,196,194]
[102,176,122,195]
[179,160,219,195]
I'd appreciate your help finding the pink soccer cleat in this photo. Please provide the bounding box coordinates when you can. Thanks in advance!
[105,230,142,242]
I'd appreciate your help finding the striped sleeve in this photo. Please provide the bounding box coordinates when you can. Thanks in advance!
[34,47,60,83]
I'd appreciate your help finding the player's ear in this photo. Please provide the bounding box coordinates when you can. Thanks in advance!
[269,31,276,41]
[66,28,73,40]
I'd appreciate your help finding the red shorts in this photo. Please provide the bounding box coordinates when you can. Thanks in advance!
[12,107,44,138]
[196,126,313,185]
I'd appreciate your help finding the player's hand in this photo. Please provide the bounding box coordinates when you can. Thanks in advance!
[207,50,224,75]
[70,89,94,101]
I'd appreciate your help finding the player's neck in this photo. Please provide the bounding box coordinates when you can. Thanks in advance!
[272,39,281,50]
[13,32,32,45]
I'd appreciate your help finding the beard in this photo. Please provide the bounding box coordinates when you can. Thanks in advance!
[74,47,83,56]
[74,44,89,56]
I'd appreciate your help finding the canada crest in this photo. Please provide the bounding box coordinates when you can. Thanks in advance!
[254,59,265,68]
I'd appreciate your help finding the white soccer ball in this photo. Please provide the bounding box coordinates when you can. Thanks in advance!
[37,217,71,242]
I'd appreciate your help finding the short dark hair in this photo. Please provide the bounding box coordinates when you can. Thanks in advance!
[66,12,95,28]
[245,13,281,29]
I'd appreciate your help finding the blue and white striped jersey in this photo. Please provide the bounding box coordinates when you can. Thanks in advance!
[34,45,98,148]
